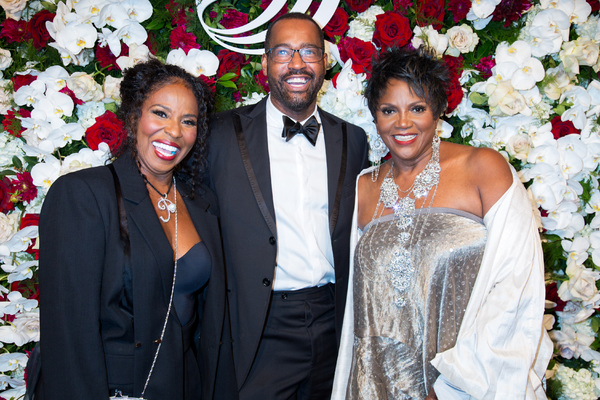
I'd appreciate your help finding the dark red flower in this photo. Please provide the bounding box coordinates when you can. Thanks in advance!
[338,37,377,75]
[2,109,29,138]
[372,11,413,50]
[415,0,445,30]
[169,25,200,53]
[324,7,349,40]
[0,18,29,43]
[20,213,39,229]
[393,0,413,13]
[255,70,269,93]
[12,74,37,91]
[232,91,242,102]
[261,0,287,19]
[0,178,13,213]
[475,55,495,79]
[85,111,126,154]
[166,0,190,25]
[59,86,84,106]
[199,75,217,94]
[491,0,533,27]
[345,0,372,13]
[221,8,249,30]
[308,2,320,16]
[587,0,599,13]
[445,75,463,114]
[546,282,566,312]
[28,10,55,50]
[448,0,472,22]
[551,115,580,139]
[12,172,37,203]
[95,42,127,71]
[443,54,464,76]
[217,49,248,81]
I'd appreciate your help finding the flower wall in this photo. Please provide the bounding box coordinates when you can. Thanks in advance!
[0,0,599,398]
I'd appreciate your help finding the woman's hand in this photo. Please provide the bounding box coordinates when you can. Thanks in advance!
[425,387,438,400]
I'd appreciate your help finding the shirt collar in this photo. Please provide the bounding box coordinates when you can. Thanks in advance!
[266,95,319,127]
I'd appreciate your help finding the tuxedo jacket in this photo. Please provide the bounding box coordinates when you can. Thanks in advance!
[208,98,369,388]
[38,154,228,399]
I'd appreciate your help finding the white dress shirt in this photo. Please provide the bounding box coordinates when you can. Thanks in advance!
[266,96,335,291]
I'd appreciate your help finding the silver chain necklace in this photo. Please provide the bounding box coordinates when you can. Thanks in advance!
[359,135,441,307]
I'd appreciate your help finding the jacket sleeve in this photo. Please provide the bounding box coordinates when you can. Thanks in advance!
[38,173,111,399]
[430,169,553,400]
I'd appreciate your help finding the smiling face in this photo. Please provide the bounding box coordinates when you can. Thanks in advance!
[135,81,199,181]
[261,18,327,121]
[375,78,438,166]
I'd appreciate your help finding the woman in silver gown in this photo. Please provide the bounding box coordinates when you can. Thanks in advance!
[331,47,552,400]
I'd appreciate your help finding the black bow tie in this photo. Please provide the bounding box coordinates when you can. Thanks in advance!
[282,116,320,146]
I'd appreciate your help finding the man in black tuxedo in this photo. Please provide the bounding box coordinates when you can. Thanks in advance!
[209,12,369,399]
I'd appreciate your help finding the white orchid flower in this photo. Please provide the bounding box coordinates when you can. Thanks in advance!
[0,227,38,257]
[116,43,151,70]
[14,86,42,108]
[120,0,152,23]
[466,9,494,30]
[528,144,561,165]
[46,122,86,150]
[98,27,122,57]
[0,260,36,283]
[48,43,94,67]
[96,2,129,29]
[562,236,590,265]
[561,86,592,110]
[169,48,220,78]
[470,127,495,146]
[35,89,74,121]
[471,0,502,19]
[47,2,79,37]
[496,40,532,66]
[553,212,585,238]
[54,21,98,54]
[562,105,589,130]
[556,298,596,324]
[530,9,571,55]
[436,119,453,139]
[521,86,543,108]
[37,65,69,92]
[586,80,600,116]
[74,0,110,24]
[0,292,38,316]
[569,0,592,25]
[411,25,448,56]
[527,34,559,58]
[60,145,110,176]
[544,201,579,230]
[116,20,148,48]
[526,162,567,210]
[30,155,61,191]
[0,353,28,372]
[456,97,492,129]
[511,58,545,91]
[528,122,555,147]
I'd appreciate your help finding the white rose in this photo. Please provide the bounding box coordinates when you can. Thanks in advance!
[103,76,122,104]
[67,72,104,103]
[411,26,448,56]
[446,24,479,56]
[0,213,19,244]
[0,49,12,71]
[0,79,11,115]
[543,65,573,100]
[13,310,39,344]
[0,0,27,20]
[506,133,533,160]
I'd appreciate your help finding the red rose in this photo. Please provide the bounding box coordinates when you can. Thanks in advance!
[448,0,473,22]
[587,0,599,13]
[85,111,126,154]
[393,0,413,12]
[221,8,249,30]
[492,0,532,27]
[20,213,39,229]
[545,282,566,312]
[170,25,200,53]
[443,54,464,77]
[255,70,269,93]
[0,18,29,43]
[28,10,55,50]
[2,108,29,138]
[12,74,37,91]
[551,115,580,139]
[445,75,463,114]
[324,8,349,40]
[372,11,412,50]
[345,0,372,13]
[217,49,247,81]
[338,37,376,74]
[0,177,13,213]
[96,42,127,71]
[415,0,445,30]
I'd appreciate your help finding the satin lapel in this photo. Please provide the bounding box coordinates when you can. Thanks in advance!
[113,156,174,303]
[234,100,277,236]
[320,109,343,235]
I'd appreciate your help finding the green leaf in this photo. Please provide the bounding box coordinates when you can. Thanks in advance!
[591,316,600,333]
[218,80,238,89]
[11,156,22,170]
[469,92,488,106]
[104,102,118,113]
[145,19,165,31]
[218,72,239,82]
[0,170,16,177]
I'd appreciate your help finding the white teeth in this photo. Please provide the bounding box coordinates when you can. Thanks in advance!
[153,141,179,155]
[393,135,417,142]
[286,77,308,84]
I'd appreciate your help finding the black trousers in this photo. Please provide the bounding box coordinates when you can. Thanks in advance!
[240,284,337,400]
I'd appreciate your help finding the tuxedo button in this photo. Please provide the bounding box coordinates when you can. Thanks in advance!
[282,294,288,300]
[269,236,276,245]
[134,342,141,348]
[262,278,271,287]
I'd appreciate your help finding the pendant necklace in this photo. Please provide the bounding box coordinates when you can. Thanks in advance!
[144,176,177,223]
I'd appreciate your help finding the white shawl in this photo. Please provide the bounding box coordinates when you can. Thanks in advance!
[331,166,553,400]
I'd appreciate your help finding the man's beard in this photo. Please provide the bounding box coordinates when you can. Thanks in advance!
[268,68,324,114]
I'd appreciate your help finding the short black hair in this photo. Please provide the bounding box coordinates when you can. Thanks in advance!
[117,59,214,192]
[365,47,450,120]
[264,12,325,50]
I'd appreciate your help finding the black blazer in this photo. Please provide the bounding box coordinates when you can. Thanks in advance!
[208,98,369,388]
[37,154,227,399]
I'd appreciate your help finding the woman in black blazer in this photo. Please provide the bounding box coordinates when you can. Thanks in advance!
[35,60,229,399]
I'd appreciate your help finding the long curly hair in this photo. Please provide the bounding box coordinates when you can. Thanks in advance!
[365,47,450,120]
[115,59,214,196]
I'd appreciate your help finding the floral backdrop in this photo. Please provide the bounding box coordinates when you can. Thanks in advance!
[0,0,598,398]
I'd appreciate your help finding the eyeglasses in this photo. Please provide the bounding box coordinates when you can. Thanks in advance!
[266,46,324,63]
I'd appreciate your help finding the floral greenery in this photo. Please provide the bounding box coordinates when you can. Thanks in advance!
[0,0,599,399]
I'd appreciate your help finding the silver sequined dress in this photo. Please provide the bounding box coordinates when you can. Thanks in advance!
[347,208,487,400]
